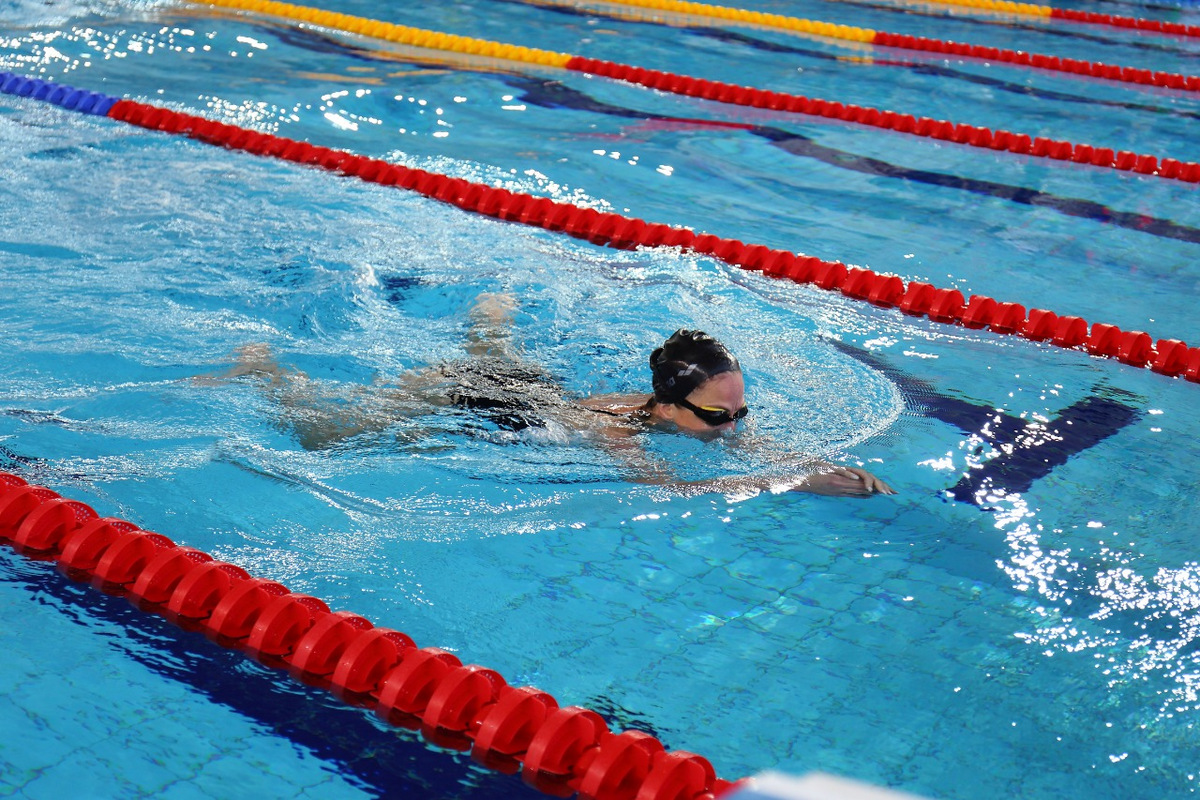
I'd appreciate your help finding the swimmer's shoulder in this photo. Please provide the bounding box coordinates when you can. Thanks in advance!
[570,394,660,442]
[577,393,650,418]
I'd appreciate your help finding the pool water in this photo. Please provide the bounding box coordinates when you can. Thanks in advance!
[2,0,1199,798]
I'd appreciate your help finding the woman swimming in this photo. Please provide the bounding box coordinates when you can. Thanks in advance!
[216,294,894,498]
[575,328,895,498]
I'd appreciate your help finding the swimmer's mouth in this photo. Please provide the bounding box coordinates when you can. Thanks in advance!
[688,426,737,442]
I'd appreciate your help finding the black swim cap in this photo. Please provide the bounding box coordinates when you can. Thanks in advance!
[649,329,740,404]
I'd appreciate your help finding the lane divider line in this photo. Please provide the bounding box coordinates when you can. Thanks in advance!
[3,73,1199,384]
[199,0,575,67]
[500,0,1200,83]
[833,0,1200,40]
[183,0,1200,182]
[560,56,1197,180]
[1047,5,1200,38]
[0,470,747,799]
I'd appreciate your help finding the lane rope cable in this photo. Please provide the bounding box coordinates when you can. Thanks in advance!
[185,0,1200,183]
[2,73,1199,384]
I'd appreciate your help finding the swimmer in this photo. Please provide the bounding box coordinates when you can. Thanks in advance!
[577,328,895,498]
[211,294,895,498]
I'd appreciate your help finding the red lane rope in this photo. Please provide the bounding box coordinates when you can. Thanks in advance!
[97,98,1200,384]
[1048,6,1200,39]
[520,0,1200,90]
[162,2,1200,179]
[868,29,1200,92]
[559,57,1200,183]
[0,470,747,799]
[538,0,1200,43]
[2,73,1197,383]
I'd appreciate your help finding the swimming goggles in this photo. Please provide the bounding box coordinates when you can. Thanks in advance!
[676,398,749,426]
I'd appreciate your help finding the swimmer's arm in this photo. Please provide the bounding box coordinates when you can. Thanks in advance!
[643,466,895,498]
[723,433,896,497]
[602,439,895,498]
[773,465,896,497]
[597,433,678,487]
[584,409,896,498]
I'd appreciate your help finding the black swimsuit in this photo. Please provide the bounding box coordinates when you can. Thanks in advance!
[438,357,565,432]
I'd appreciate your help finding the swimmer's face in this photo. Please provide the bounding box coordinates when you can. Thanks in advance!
[664,371,747,437]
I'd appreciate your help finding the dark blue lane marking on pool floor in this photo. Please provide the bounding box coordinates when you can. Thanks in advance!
[691,27,1200,122]
[263,16,1198,136]
[0,551,554,800]
[888,61,1200,122]
[830,342,1143,507]
[508,77,1200,246]
[3,409,79,428]
[207,22,1200,247]
[840,355,1190,652]
[0,445,54,479]
[820,348,1193,671]
[492,0,1199,72]
[945,392,1141,505]
[379,274,423,305]
[753,127,1200,245]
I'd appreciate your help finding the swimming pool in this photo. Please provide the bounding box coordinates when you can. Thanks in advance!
[2,0,1199,797]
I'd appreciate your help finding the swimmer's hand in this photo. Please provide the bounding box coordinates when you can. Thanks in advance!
[658,465,897,498]
[795,466,896,498]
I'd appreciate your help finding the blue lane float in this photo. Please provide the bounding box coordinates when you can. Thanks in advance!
[0,72,119,115]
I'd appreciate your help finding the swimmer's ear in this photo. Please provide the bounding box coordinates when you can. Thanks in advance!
[656,402,678,423]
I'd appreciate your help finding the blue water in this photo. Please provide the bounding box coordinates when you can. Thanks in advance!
[2,0,1200,798]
